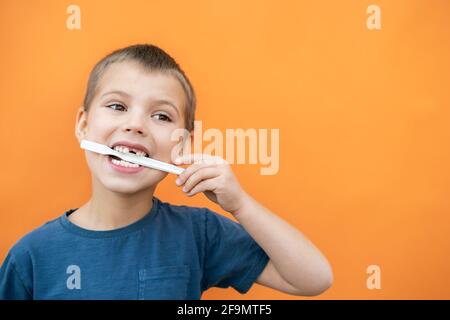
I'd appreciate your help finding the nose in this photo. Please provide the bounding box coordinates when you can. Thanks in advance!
[122,112,147,136]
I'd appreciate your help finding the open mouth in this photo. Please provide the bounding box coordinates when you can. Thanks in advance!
[109,154,149,161]
[110,145,150,160]
[108,145,150,169]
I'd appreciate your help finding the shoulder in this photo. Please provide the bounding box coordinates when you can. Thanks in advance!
[156,198,233,223]
[155,198,239,232]
[7,214,65,263]
[156,198,211,223]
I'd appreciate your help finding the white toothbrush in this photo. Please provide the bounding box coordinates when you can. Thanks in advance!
[80,139,184,175]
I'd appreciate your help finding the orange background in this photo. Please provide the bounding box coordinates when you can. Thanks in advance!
[1,0,450,299]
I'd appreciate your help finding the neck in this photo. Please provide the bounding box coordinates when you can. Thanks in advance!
[70,178,156,231]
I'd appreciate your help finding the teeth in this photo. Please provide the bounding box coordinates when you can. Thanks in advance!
[114,145,130,153]
[113,145,148,157]
[111,158,140,168]
[135,150,147,157]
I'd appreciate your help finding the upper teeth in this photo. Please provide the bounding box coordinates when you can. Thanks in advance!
[113,145,148,157]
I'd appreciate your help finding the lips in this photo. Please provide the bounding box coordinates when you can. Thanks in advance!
[110,141,150,156]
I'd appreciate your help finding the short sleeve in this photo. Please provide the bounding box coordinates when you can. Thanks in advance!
[0,251,32,300]
[201,209,270,294]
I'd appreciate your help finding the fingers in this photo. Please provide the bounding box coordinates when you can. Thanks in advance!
[181,167,220,194]
[175,154,226,186]
[185,177,221,197]
[176,163,216,187]
[174,153,228,197]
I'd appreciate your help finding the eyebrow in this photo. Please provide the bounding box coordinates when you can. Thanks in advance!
[101,90,180,116]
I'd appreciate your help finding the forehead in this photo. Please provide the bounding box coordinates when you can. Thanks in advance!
[95,60,186,112]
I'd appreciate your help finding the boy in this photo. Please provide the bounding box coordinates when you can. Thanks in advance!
[0,44,333,299]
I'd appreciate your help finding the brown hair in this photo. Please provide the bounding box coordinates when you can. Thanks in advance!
[83,44,196,131]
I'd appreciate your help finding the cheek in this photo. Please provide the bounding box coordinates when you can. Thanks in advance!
[152,131,180,161]
[86,108,115,135]
[84,150,100,173]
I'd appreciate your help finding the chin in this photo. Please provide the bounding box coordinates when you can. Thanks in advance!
[99,172,166,195]
[100,179,154,195]
[87,155,168,194]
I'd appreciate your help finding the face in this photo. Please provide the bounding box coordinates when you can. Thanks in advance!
[75,60,189,195]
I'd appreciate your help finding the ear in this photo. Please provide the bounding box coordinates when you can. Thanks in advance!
[177,128,193,153]
[182,128,194,152]
[75,106,88,144]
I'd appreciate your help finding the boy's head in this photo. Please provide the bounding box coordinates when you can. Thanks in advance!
[83,44,196,131]
[75,44,195,195]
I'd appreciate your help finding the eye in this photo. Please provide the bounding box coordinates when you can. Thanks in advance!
[152,113,172,122]
[106,103,126,111]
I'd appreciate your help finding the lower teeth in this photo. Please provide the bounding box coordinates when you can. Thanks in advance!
[111,157,141,168]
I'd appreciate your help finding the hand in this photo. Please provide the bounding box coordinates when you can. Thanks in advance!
[174,154,248,215]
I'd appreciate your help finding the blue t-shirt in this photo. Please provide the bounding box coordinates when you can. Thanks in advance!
[0,197,269,300]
